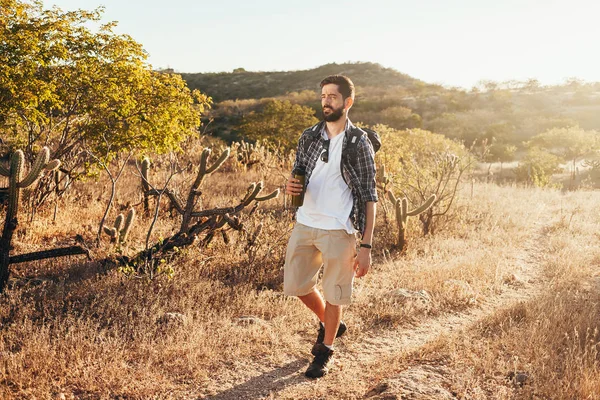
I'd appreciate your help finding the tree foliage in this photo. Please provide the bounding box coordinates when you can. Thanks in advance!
[0,0,211,176]
[528,126,600,168]
[514,147,562,187]
[486,141,517,165]
[238,100,318,151]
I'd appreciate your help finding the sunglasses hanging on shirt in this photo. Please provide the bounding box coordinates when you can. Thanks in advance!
[320,139,330,163]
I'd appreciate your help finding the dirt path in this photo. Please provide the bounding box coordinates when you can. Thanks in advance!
[203,222,549,400]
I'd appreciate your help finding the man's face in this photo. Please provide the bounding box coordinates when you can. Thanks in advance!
[321,84,346,122]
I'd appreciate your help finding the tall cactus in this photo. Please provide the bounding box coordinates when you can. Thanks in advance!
[238,140,255,166]
[127,146,280,275]
[2,148,61,233]
[0,147,61,291]
[141,148,279,235]
[376,164,392,223]
[376,164,391,191]
[388,191,436,251]
[180,148,230,232]
[141,158,151,215]
[103,208,136,245]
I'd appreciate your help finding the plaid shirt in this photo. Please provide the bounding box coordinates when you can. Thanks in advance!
[293,119,378,234]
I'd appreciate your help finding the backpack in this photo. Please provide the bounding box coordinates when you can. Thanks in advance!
[303,122,381,167]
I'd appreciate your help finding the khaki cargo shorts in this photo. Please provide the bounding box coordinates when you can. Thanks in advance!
[284,223,358,306]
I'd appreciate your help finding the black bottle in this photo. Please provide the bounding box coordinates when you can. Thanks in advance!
[291,167,306,207]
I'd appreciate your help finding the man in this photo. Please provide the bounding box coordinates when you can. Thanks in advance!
[284,75,377,378]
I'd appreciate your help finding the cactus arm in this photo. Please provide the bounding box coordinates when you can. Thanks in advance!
[114,214,124,231]
[192,148,230,192]
[252,223,263,239]
[254,188,280,202]
[181,147,230,233]
[191,150,210,191]
[7,151,24,224]
[406,195,436,216]
[219,213,240,230]
[141,158,151,192]
[387,190,397,204]
[119,208,135,243]
[401,198,408,222]
[18,147,50,188]
[198,148,211,177]
[376,164,385,181]
[246,223,263,252]
[376,164,387,185]
[204,148,230,174]
[190,182,269,219]
[182,149,211,233]
[241,183,257,204]
[242,181,263,205]
[103,226,117,238]
[44,159,61,171]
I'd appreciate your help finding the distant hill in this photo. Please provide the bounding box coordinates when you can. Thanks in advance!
[180,62,426,102]
[178,62,600,152]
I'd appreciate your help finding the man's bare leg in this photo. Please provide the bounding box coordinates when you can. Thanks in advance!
[323,302,342,346]
[298,290,326,322]
[299,292,343,346]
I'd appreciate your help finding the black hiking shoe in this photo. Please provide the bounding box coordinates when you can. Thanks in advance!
[311,321,347,356]
[305,343,334,379]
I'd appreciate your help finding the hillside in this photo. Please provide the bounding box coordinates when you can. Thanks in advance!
[185,63,600,168]
[180,62,429,102]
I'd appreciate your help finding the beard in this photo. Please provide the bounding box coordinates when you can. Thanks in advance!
[322,105,344,122]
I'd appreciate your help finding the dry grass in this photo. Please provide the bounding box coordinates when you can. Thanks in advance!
[410,188,600,399]
[1,152,600,399]
[350,183,553,330]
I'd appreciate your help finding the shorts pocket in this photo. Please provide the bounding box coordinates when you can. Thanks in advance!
[329,283,352,305]
[334,285,342,301]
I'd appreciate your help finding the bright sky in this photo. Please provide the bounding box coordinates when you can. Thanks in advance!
[41,0,600,89]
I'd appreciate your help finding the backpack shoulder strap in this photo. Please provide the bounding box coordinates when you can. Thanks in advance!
[344,127,367,167]
[302,121,324,153]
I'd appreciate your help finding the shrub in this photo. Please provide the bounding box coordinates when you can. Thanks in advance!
[514,147,562,187]
[375,125,470,235]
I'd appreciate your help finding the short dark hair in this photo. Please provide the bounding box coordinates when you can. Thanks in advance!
[320,75,355,100]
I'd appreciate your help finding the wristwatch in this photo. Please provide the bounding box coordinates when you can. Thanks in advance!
[360,243,372,249]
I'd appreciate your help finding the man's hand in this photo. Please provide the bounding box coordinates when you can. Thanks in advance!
[285,175,303,196]
[354,247,371,278]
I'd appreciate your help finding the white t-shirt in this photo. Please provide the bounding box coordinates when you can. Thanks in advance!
[296,130,356,234]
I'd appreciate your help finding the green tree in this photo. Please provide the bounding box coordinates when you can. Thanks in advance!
[486,142,517,172]
[514,147,562,187]
[0,0,211,178]
[379,106,422,130]
[238,100,318,151]
[529,126,600,169]
[528,126,600,188]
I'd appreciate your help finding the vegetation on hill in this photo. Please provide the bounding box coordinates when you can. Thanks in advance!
[180,62,425,102]
[188,64,600,189]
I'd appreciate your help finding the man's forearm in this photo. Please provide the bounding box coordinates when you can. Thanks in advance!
[361,201,376,245]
